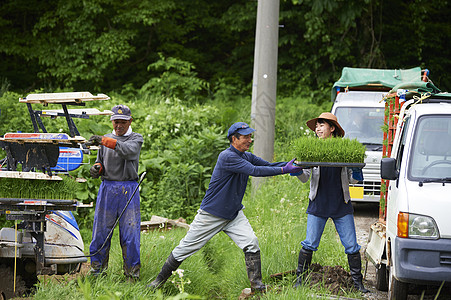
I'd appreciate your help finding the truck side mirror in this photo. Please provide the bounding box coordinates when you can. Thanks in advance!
[381,157,399,180]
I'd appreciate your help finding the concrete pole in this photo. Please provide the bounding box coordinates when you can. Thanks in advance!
[251,0,280,190]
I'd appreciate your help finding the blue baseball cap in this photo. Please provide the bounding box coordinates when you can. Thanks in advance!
[227,122,255,138]
[110,104,132,121]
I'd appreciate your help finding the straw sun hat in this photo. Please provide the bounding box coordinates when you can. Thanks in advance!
[306,112,345,137]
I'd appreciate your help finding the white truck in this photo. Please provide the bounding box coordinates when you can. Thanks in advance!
[365,86,451,299]
[330,67,428,203]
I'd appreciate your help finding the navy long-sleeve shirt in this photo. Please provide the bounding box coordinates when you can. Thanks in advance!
[199,145,286,220]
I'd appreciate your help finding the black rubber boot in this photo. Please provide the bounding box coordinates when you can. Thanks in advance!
[347,252,370,293]
[244,251,268,292]
[294,247,313,288]
[147,253,182,289]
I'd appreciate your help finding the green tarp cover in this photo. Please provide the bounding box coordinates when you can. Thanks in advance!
[331,67,441,100]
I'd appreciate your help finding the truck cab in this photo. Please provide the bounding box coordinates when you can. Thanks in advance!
[381,95,451,299]
[365,87,451,300]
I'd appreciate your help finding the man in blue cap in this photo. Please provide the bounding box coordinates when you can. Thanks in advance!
[87,104,144,281]
[148,122,301,292]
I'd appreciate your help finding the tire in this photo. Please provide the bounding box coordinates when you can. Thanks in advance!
[0,265,28,299]
[388,264,408,300]
[375,264,388,291]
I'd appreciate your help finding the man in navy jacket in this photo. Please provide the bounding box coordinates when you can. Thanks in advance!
[148,122,302,292]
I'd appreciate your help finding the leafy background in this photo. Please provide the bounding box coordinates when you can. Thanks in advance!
[1,0,450,226]
[1,1,449,298]
[1,0,450,96]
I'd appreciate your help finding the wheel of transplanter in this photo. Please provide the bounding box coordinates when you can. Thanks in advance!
[388,262,408,300]
[375,263,388,291]
[0,265,28,299]
[17,258,38,290]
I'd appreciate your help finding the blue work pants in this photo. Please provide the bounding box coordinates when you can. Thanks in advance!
[89,180,141,278]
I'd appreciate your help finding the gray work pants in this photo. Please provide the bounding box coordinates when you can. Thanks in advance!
[172,209,260,261]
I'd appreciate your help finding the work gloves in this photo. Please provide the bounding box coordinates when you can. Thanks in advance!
[350,167,364,181]
[282,158,303,174]
[86,135,117,149]
[87,135,103,146]
[90,163,104,178]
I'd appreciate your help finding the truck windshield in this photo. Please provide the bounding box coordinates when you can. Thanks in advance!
[335,107,384,149]
[409,115,451,180]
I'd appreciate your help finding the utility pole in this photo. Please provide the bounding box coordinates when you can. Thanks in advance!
[251,0,280,190]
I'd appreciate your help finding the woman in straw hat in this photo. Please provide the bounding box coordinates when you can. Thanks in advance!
[291,112,369,293]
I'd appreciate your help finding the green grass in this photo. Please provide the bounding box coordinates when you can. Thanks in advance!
[289,136,366,164]
[32,175,364,299]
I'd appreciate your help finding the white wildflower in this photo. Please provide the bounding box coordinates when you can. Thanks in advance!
[175,269,184,278]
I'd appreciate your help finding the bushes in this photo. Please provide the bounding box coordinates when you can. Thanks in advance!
[126,98,228,222]
[0,91,327,227]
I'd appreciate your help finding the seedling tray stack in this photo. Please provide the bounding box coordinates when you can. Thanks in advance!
[290,137,366,168]
[0,176,79,211]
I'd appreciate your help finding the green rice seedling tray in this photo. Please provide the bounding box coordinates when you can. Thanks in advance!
[0,176,79,200]
[289,136,366,165]
[294,161,365,168]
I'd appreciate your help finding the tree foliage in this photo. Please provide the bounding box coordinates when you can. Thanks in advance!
[1,0,450,99]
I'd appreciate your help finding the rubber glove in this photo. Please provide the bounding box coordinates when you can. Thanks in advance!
[87,135,103,146]
[351,167,364,181]
[282,158,303,174]
[90,163,103,178]
[87,135,117,149]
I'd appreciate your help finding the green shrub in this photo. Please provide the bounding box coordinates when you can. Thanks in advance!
[0,91,34,134]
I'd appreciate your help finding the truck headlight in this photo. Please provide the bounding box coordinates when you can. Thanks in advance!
[397,212,439,239]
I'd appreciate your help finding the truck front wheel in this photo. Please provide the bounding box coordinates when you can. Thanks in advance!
[375,264,388,291]
[388,264,408,300]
